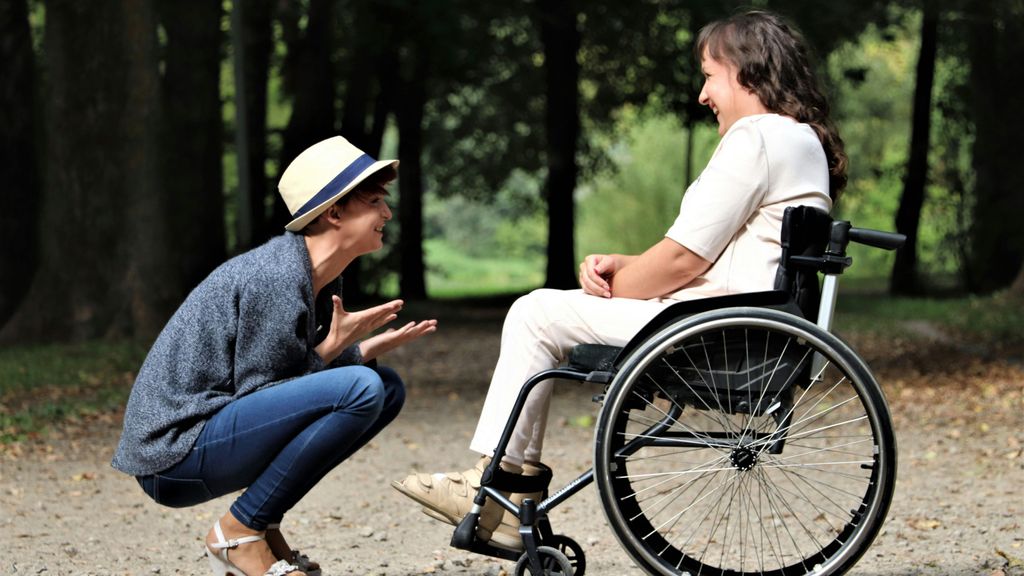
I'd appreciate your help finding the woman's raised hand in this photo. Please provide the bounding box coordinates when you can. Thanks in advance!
[358,318,438,362]
[315,296,403,364]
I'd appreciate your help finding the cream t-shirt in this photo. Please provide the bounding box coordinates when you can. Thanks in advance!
[663,114,831,301]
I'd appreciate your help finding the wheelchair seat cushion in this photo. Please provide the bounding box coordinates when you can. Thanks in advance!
[568,344,621,372]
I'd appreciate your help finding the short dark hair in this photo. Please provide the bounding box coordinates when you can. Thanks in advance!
[337,165,398,208]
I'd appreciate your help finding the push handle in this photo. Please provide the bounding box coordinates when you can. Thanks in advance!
[848,228,906,251]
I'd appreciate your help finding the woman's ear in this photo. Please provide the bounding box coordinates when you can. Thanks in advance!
[325,203,344,222]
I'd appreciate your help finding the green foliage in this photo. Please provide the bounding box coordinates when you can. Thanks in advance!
[423,239,543,298]
[420,175,546,297]
[828,13,968,283]
[827,21,912,278]
[577,109,719,258]
[0,341,147,443]
[424,174,546,260]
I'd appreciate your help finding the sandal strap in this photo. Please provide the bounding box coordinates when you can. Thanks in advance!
[210,520,266,550]
[264,559,300,576]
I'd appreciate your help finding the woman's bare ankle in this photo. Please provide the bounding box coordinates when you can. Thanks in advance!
[207,512,281,575]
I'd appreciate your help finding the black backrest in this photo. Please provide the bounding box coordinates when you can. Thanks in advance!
[608,205,832,366]
[773,205,832,322]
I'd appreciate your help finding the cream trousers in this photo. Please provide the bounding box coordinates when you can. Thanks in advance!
[469,289,676,466]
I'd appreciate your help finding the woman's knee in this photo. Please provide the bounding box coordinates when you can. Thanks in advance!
[333,365,387,417]
[507,288,578,339]
[371,364,406,414]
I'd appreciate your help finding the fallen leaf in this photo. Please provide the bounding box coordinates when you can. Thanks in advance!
[996,548,1024,568]
[908,517,941,530]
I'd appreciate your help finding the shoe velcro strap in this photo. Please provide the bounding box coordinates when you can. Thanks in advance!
[483,466,553,493]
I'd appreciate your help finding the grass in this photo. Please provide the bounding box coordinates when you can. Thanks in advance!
[835,288,1024,344]
[424,239,544,298]
[0,340,148,443]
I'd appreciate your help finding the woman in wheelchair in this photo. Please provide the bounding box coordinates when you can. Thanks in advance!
[394,9,847,554]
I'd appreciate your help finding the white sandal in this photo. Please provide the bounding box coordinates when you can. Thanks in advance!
[206,520,302,576]
[267,523,321,576]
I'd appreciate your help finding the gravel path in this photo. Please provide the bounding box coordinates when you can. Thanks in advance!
[2,303,1021,575]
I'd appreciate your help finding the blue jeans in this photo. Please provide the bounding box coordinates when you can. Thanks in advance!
[137,365,404,529]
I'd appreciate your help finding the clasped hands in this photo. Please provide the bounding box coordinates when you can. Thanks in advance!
[315,295,438,364]
[578,253,622,298]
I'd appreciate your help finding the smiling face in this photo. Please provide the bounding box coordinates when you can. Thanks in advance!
[336,188,392,256]
[698,48,767,135]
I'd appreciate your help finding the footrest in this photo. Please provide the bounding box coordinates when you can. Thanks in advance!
[568,344,621,372]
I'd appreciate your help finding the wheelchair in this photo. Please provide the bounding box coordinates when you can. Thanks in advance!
[447,206,905,575]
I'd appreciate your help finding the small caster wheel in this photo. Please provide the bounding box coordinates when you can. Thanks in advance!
[545,535,586,575]
[515,545,574,576]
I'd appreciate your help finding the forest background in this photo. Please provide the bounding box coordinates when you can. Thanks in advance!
[1,3,1023,573]
[0,0,1022,343]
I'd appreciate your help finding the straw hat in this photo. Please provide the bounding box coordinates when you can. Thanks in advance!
[278,136,399,232]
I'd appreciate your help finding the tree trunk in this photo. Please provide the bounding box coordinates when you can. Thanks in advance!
[276,0,337,232]
[396,50,428,300]
[157,0,225,297]
[339,1,376,154]
[239,0,276,247]
[964,0,1024,293]
[2,0,162,343]
[538,0,581,289]
[890,0,938,295]
[0,0,38,329]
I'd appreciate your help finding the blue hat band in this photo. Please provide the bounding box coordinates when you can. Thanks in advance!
[291,153,376,219]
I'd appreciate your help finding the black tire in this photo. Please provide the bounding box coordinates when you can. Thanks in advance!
[545,535,586,576]
[515,545,575,576]
[594,307,896,576]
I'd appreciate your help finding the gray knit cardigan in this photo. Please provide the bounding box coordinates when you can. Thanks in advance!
[111,232,360,476]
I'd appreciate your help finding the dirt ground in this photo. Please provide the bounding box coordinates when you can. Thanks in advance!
[2,301,1022,576]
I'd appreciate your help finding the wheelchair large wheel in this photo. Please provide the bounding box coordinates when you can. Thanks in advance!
[594,307,896,576]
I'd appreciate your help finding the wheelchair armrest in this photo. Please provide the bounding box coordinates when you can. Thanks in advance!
[569,344,621,372]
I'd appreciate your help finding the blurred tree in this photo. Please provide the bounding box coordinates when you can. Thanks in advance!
[277,0,337,232]
[394,22,430,299]
[423,0,700,289]
[235,0,278,249]
[335,0,401,302]
[337,0,395,158]
[338,0,539,299]
[536,0,581,289]
[891,0,939,295]
[1,0,166,342]
[0,0,38,328]
[156,0,225,295]
[963,0,1024,293]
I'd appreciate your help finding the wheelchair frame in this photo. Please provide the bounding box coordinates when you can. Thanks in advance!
[448,207,905,576]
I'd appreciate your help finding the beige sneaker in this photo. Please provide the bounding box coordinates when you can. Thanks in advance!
[391,456,507,542]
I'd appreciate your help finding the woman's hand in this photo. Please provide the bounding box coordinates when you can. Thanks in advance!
[315,296,403,364]
[579,254,620,298]
[359,318,438,362]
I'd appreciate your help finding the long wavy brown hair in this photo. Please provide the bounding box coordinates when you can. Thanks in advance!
[696,11,848,200]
